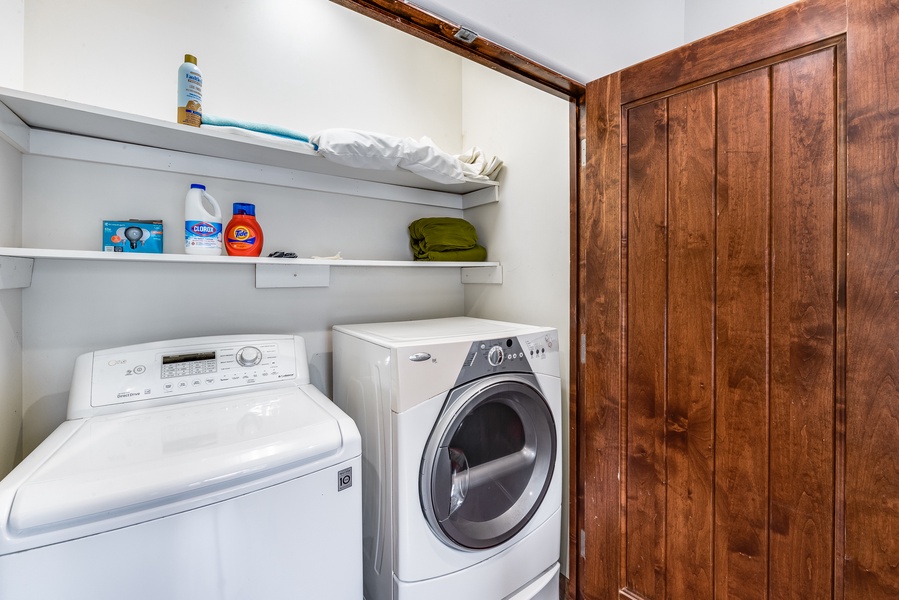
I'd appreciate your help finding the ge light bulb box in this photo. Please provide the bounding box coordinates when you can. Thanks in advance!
[102,220,164,253]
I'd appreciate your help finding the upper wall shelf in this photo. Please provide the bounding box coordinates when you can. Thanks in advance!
[0,87,498,210]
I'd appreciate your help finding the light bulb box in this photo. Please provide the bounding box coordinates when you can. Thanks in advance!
[102,220,164,253]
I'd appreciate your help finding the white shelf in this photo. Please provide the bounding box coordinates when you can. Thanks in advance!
[0,88,502,289]
[0,87,499,209]
[0,248,502,289]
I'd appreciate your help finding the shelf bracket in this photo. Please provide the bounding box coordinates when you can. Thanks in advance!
[461,265,502,284]
[255,263,330,288]
[0,256,34,289]
[0,101,29,153]
[462,186,499,209]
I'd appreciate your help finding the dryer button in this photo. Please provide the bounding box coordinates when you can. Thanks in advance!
[409,352,432,362]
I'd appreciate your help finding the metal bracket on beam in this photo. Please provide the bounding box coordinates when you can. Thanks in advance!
[461,265,502,284]
[0,256,34,289]
[255,263,330,288]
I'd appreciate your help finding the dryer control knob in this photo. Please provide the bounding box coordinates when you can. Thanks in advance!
[487,345,505,367]
[236,346,262,367]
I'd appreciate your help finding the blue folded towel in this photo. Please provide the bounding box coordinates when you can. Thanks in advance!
[201,114,312,144]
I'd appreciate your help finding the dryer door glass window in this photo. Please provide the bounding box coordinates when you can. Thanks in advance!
[421,377,556,549]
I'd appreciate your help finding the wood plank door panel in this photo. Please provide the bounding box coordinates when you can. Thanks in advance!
[768,48,837,598]
[579,2,850,596]
[665,83,716,600]
[624,98,669,599]
[714,66,774,600]
[619,57,839,599]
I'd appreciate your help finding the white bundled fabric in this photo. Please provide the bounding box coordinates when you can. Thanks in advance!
[311,128,466,184]
[455,146,504,181]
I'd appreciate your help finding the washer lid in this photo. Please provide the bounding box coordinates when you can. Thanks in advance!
[9,385,341,533]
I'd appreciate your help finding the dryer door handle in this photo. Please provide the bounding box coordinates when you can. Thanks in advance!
[433,446,469,522]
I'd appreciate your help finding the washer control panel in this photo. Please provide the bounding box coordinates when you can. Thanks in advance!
[83,336,301,410]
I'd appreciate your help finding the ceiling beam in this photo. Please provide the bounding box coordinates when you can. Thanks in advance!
[330,0,586,100]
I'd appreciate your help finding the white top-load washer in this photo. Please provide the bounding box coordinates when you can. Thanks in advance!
[333,317,562,600]
[0,334,362,600]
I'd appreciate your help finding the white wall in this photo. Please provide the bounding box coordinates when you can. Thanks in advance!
[12,0,570,473]
[684,0,798,42]
[24,0,463,150]
[18,155,470,454]
[460,64,570,349]
[0,0,24,474]
[0,0,24,89]
[9,0,476,458]
[460,61,571,570]
[0,138,23,475]
[410,0,686,84]
[411,0,800,83]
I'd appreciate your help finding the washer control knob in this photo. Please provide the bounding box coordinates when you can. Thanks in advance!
[487,345,505,367]
[236,346,262,367]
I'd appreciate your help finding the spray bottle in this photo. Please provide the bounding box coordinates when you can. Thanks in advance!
[177,54,203,127]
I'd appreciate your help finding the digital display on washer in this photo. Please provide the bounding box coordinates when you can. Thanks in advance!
[161,351,217,378]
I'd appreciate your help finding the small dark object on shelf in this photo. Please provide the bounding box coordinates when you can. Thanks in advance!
[267,251,298,258]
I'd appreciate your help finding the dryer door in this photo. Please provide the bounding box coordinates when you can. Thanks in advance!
[420,374,556,550]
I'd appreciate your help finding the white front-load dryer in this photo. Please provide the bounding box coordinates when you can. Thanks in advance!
[333,317,562,600]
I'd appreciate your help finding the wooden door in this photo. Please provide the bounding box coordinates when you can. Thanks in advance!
[576,0,899,598]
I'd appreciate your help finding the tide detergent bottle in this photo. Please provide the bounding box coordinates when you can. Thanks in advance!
[225,203,264,257]
[184,184,222,255]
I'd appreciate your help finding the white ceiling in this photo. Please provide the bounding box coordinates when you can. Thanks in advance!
[410,0,796,84]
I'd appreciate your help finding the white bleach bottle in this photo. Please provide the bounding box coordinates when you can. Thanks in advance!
[184,183,223,255]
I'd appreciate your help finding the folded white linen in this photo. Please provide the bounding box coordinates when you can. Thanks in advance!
[200,124,319,152]
[455,146,503,181]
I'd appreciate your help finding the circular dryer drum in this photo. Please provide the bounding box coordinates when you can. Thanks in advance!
[420,374,556,550]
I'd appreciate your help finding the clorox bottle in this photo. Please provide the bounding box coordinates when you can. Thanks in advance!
[184,183,223,255]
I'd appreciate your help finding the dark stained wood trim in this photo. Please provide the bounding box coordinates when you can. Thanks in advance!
[619,0,846,104]
[567,95,585,600]
[623,98,669,599]
[833,35,847,600]
[329,0,586,100]
[844,0,899,596]
[580,72,623,600]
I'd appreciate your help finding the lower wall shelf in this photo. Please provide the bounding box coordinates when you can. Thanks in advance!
[0,249,502,289]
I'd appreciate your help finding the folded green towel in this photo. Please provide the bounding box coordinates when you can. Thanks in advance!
[415,245,488,262]
[409,217,484,260]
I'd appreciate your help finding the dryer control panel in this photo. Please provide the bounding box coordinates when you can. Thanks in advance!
[455,329,559,386]
[67,335,306,418]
